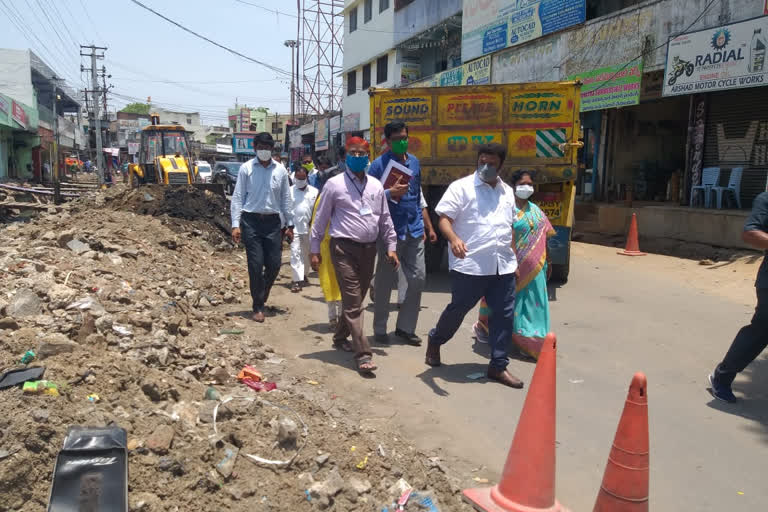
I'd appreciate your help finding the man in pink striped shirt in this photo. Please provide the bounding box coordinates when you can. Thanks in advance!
[310,137,399,374]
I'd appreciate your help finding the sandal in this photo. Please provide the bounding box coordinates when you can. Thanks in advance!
[291,283,301,293]
[332,340,353,352]
[356,355,377,374]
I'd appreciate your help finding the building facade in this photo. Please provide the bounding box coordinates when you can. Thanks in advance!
[0,48,81,181]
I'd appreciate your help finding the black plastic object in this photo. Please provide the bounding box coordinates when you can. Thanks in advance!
[0,366,45,390]
[47,426,128,512]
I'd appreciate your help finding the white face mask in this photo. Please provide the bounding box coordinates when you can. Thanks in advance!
[515,184,535,200]
[294,178,308,188]
[256,150,272,162]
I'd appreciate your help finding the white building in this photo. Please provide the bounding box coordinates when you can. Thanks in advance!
[153,107,204,141]
[341,0,400,140]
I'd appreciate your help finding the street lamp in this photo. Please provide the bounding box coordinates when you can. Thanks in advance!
[284,40,298,123]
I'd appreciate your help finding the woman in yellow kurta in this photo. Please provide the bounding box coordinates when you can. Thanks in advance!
[310,194,342,330]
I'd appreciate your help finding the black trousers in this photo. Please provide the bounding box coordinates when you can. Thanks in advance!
[240,212,282,312]
[716,287,768,387]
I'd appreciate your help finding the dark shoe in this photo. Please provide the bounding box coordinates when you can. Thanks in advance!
[303,277,310,286]
[374,333,390,345]
[487,367,524,389]
[709,373,737,403]
[425,340,441,367]
[395,329,422,346]
[251,311,265,323]
[291,283,301,293]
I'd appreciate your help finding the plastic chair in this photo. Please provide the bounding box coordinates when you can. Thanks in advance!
[711,167,743,209]
[690,167,720,208]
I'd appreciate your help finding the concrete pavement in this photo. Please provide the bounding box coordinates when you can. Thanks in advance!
[265,242,767,511]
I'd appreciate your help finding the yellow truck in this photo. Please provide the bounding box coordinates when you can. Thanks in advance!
[369,81,582,281]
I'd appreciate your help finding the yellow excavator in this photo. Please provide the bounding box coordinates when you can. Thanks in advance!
[128,114,223,195]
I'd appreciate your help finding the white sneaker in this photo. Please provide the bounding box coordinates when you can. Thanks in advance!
[472,322,489,344]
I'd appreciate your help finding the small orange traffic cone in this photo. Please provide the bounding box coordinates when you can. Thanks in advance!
[618,213,646,256]
[463,333,570,512]
[593,372,649,512]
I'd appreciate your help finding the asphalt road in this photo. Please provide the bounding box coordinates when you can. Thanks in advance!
[264,241,766,511]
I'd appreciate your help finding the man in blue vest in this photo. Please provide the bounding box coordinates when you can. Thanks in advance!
[368,121,425,345]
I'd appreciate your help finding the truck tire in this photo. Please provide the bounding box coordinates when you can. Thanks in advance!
[550,261,570,283]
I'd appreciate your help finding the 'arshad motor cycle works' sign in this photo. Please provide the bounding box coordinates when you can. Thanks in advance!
[663,16,768,96]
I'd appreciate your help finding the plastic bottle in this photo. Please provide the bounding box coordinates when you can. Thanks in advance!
[749,28,766,73]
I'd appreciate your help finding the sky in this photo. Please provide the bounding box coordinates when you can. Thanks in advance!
[0,0,301,125]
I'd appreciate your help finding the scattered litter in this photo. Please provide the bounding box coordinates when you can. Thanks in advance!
[377,444,386,457]
[112,324,133,337]
[466,372,485,380]
[397,488,412,510]
[356,455,369,470]
[215,441,239,478]
[307,380,319,385]
[265,357,285,365]
[212,396,308,467]
[568,379,584,384]
[738,491,745,495]
[0,446,20,460]
[218,328,244,335]
[86,394,100,403]
[236,365,262,383]
[0,367,45,390]
[22,380,59,396]
[204,386,222,401]
[20,350,36,365]
[242,380,277,392]
[350,446,357,452]
[304,489,311,501]
[472,477,489,484]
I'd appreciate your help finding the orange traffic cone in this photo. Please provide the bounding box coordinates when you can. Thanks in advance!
[463,333,569,512]
[593,372,649,512]
[618,213,646,256]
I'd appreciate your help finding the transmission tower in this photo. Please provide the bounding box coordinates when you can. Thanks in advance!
[300,0,344,116]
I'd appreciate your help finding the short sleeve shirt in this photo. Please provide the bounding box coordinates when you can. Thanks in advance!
[435,172,518,276]
[745,192,768,288]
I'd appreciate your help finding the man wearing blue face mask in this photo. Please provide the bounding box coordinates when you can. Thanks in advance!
[425,143,524,389]
[367,121,426,346]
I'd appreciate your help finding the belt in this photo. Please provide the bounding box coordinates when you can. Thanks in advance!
[332,237,376,248]
[243,212,279,219]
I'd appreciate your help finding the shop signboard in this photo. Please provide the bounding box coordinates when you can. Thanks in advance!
[289,129,301,147]
[12,100,28,129]
[342,112,360,132]
[233,134,254,154]
[567,60,643,112]
[299,121,315,135]
[408,56,492,89]
[239,109,251,131]
[316,140,329,151]
[329,115,341,135]
[663,16,768,96]
[462,0,585,62]
[639,70,664,101]
[202,143,217,152]
[400,61,421,85]
[315,118,329,143]
[128,142,139,155]
[216,143,233,154]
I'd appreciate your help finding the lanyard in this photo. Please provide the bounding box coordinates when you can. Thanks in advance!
[345,171,367,201]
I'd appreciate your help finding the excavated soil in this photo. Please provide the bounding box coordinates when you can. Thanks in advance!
[0,186,468,512]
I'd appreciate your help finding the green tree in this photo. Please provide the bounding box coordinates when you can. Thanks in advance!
[120,102,151,115]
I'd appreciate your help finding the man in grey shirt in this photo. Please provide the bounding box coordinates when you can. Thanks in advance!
[231,132,294,322]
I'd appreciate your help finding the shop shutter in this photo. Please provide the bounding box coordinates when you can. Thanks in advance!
[704,88,768,208]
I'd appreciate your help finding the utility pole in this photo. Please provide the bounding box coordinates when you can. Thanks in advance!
[51,76,62,204]
[284,40,298,124]
[80,45,107,184]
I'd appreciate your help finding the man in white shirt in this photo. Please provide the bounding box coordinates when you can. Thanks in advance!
[230,132,294,323]
[425,143,523,389]
[289,165,319,292]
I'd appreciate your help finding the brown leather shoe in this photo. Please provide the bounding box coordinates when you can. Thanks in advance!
[487,367,524,389]
[425,341,441,367]
[251,311,265,323]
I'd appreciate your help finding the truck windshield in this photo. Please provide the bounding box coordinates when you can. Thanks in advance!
[162,132,189,157]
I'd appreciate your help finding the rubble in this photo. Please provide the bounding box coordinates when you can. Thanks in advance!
[0,184,467,511]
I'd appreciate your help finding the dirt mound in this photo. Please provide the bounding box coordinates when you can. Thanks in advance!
[0,194,468,511]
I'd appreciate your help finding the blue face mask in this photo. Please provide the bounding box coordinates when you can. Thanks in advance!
[346,154,369,173]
